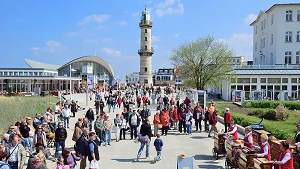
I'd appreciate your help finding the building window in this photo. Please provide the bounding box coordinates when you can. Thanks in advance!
[237,59,240,63]
[261,21,263,31]
[285,51,292,64]
[144,79,148,84]
[261,78,266,83]
[233,59,235,63]
[270,53,273,64]
[271,34,273,44]
[145,67,147,72]
[282,78,288,83]
[263,19,266,29]
[145,29,147,33]
[255,26,257,34]
[298,10,300,21]
[263,38,265,48]
[285,31,292,42]
[292,78,297,83]
[271,14,274,25]
[286,10,293,21]
[252,78,257,83]
[255,42,257,51]
[145,45,147,49]
[297,31,300,42]
[296,51,300,64]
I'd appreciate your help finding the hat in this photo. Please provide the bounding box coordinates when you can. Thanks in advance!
[26,117,32,120]
[225,108,230,111]
[106,114,110,117]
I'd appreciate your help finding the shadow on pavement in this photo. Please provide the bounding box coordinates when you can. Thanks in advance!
[190,135,206,139]
[111,158,151,163]
[194,154,216,161]
[198,164,224,169]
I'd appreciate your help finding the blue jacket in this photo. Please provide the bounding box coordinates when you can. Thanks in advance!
[154,138,164,151]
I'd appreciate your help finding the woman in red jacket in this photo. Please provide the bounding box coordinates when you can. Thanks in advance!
[172,106,178,130]
[273,141,294,169]
[208,110,218,137]
[117,97,123,108]
[160,110,170,136]
[223,108,232,133]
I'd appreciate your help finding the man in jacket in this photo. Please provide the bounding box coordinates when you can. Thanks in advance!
[94,100,100,115]
[193,103,203,132]
[99,99,105,114]
[5,135,26,169]
[129,110,141,140]
[140,106,150,124]
[54,122,67,160]
[208,110,218,137]
[224,108,232,133]
[178,107,187,134]
[62,104,71,128]
[79,128,90,169]
[85,108,95,131]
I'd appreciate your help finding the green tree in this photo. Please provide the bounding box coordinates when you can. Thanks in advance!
[170,36,235,90]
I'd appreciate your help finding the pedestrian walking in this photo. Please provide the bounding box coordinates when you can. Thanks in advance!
[119,115,127,140]
[54,122,67,161]
[153,133,164,163]
[87,132,100,169]
[62,104,71,128]
[104,114,113,146]
[136,119,152,162]
[208,110,218,137]
[85,108,95,131]
[129,110,141,140]
[224,108,232,133]
[114,114,122,142]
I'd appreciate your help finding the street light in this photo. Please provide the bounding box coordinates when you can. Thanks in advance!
[69,65,76,100]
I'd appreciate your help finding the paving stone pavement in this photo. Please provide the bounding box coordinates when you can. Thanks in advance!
[44,92,229,169]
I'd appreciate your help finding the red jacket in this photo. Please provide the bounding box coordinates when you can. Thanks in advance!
[243,132,254,150]
[228,124,238,140]
[117,98,122,104]
[172,107,178,120]
[224,112,232,123]
[274,149,294,169]
[193,106,203,113]
[170,99,175,105]
[210,111,218,126]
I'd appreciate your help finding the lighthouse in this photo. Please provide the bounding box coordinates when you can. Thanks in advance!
[138,7,153,87]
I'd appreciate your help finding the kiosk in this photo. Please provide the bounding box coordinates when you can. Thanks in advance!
[232,90,245,103]
[192,90,206,109]
[279,91,288,101]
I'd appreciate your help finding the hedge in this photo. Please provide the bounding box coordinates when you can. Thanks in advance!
[219,110,290,139]
[243,100,300,110]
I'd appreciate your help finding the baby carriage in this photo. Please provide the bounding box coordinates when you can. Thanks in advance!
[46,132,55,148]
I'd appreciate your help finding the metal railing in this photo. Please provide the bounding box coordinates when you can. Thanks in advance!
[138,47,154,53]
[233,64,300,69]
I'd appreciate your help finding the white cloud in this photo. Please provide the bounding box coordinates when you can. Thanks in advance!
[65,31,78,37]
[174,33,180,37]
[244,13,257,25]
[219,33,253,60]
[152,36,161,42]
[118,21,127,26]
[101,38,113,43]
[132,12,139,16]
[30,40,67,56]
[155,0,184,17]
[83,39,98,44]
[78,14,110,25]
[101,47,121,56]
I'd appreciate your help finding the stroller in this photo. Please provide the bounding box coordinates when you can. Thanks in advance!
[46,132,55,148]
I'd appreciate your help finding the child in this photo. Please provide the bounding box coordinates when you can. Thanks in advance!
[63,149,80,169]
[56,156,70,169]
[153,133,164,163]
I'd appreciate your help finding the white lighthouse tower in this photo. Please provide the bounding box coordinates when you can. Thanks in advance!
[138,7,153,87]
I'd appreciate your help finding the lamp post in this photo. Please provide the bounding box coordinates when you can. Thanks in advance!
[69,65,72,100]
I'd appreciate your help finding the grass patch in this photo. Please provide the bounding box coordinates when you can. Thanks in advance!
[0,96,59,135]
[215,103,297,139]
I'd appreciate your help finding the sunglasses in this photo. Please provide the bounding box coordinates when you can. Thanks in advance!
[58,125,63,127]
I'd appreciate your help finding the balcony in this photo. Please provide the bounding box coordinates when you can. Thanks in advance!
[138,47,154,54]
[233,64,300,70]
[139,20,152,27]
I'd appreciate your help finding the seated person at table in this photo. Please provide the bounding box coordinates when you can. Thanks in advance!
[225,120,238,140]
[294,124,300,146]
[255,134,271,160]
[242,126,254,150]
[273,141,294,169]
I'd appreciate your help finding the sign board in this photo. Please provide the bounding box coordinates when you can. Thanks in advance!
[192,90,206,109]
[177,157,194,169]
[87,75,93,86]
[82,75,87,86]
[87,66,93,74]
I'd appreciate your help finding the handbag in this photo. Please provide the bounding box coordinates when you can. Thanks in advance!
[138,135,149,143]
[156,124,163,129]
[89,160,98,169]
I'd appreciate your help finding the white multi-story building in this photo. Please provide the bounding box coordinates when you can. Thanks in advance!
[127,72,140,84]
[250,3,300,65]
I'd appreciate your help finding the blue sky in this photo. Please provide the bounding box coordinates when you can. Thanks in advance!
[0,0,295,77]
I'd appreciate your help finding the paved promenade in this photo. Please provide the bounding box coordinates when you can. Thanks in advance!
[45,93,228,169]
